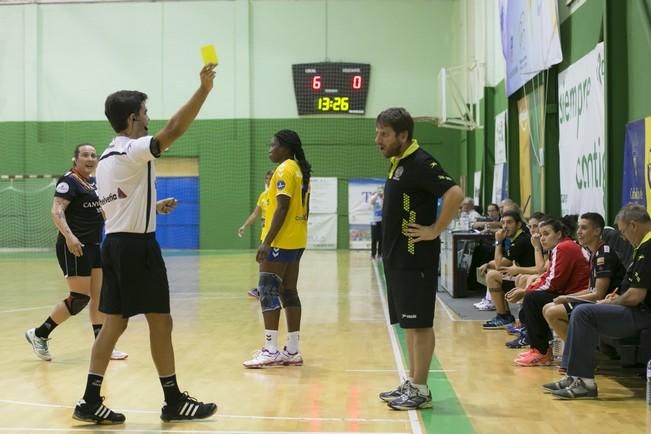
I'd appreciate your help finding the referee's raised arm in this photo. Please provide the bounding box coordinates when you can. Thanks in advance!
[155,64,217,153]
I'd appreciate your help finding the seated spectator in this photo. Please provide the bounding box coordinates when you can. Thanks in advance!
[480,210,536,328]
[503,212,548,284]
[460,197,482,224]
[543,213,626,342]
[473,200,524,311]
[545,204,651,399]
[503,213,548,348]
[473,203,501,231]
[505,215,591,366]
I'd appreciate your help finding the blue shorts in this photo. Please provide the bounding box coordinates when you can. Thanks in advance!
[266,247,304,262]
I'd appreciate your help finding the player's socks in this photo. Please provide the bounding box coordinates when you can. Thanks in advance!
[286,331,300,354]
[160,374,182,405]
[35,317,58,339]
[83,373,104,403]
[264,330,278,353]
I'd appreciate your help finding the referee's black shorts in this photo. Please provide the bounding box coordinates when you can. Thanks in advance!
[99,232,170,318]
[56,239,101,277]
[385,268,436,328]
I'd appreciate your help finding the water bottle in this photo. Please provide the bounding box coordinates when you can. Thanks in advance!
[459,214,469,231]
[646,359,651,406]
[551,331,564,363]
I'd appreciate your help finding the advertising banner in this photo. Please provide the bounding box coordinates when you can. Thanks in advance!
[558,42,605,216]
[348,178,384,249]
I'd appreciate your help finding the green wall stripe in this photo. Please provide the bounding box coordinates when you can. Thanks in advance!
[0,119,464,249]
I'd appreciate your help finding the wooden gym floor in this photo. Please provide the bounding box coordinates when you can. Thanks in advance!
[0,250,647,434]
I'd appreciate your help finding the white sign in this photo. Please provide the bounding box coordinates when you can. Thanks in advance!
[500,0,563,96]
[348,178,384,226]
[473,171,481,204]
[348,178,384,249]
[495,111,507,164]
[558,42,605,216]
[308,177,338,214]
[307,213,337,249]
[492,163,507,204]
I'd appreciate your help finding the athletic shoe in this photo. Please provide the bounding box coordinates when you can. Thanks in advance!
[280,347,303,366]
[247,288,259,298]
[242,348,283,368]
[482,315,515,330]
[72,398,125,424]
[477,301,496,311]
[505,332,529,349]
[515,348,552,366]
[542,376,574,393]
[160,392,217,422]
[473,298,490,309]
[517,348,535,358]
[551,378,598,400]
[505,323,524,335]
[379,379,410,402]
[110,349,128,360]
[25,328,52,361]
[387,383,432,410]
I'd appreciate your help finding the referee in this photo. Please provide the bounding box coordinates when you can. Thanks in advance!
[375,108,463,410]
[72,64,217,424]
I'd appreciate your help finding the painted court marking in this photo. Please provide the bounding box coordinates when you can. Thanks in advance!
[0,399,407,424]
[372,263,423,434]
[0,430,409,434]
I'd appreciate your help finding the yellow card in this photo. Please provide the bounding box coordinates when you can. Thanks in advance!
[201,44,218,65]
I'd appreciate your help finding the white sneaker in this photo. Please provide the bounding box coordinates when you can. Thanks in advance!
[280,347,303,366]
[110,349,128,360]
[473,298,489,309]
[477,301,496,311]
[242,348,283,369]
[25,328,52,361]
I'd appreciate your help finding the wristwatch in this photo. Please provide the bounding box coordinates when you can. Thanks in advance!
[493,240,501,246]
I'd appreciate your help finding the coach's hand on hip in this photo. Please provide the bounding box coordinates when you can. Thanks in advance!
[405,223,440,242]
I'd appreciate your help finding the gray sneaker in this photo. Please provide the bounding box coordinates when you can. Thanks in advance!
[551,377,598,400]
[388,383,432,410]
[542,376,574,393]
[25,328,52,361]
[379,380,410,402]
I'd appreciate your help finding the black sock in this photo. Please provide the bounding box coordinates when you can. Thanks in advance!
[92,324,102,338]
[83,373,103,403]
[499,312,512,319]
[160,374,182,405]
[35,317,58,339]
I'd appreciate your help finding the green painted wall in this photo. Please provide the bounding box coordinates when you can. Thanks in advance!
[0,119,464,249]
[466,82,510,211]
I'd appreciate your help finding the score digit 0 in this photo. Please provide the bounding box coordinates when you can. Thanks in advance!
[352,75,362,90]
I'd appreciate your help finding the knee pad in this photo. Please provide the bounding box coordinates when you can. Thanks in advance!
[258,272,282,312]
[280,289,301,308]
[64,292,90,315]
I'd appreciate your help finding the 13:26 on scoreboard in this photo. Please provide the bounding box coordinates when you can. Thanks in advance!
[291,62,371,115]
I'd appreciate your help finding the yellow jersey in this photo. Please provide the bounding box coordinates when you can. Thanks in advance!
[262,159,309,249]
[256,190,269,241]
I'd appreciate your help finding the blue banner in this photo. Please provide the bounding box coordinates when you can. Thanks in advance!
[622,119,647,208]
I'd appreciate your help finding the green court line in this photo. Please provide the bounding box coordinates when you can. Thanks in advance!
[394,327,475,434]
[377,261,475,434]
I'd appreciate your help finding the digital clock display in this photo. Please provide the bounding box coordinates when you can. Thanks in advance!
[292,62,371,115]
